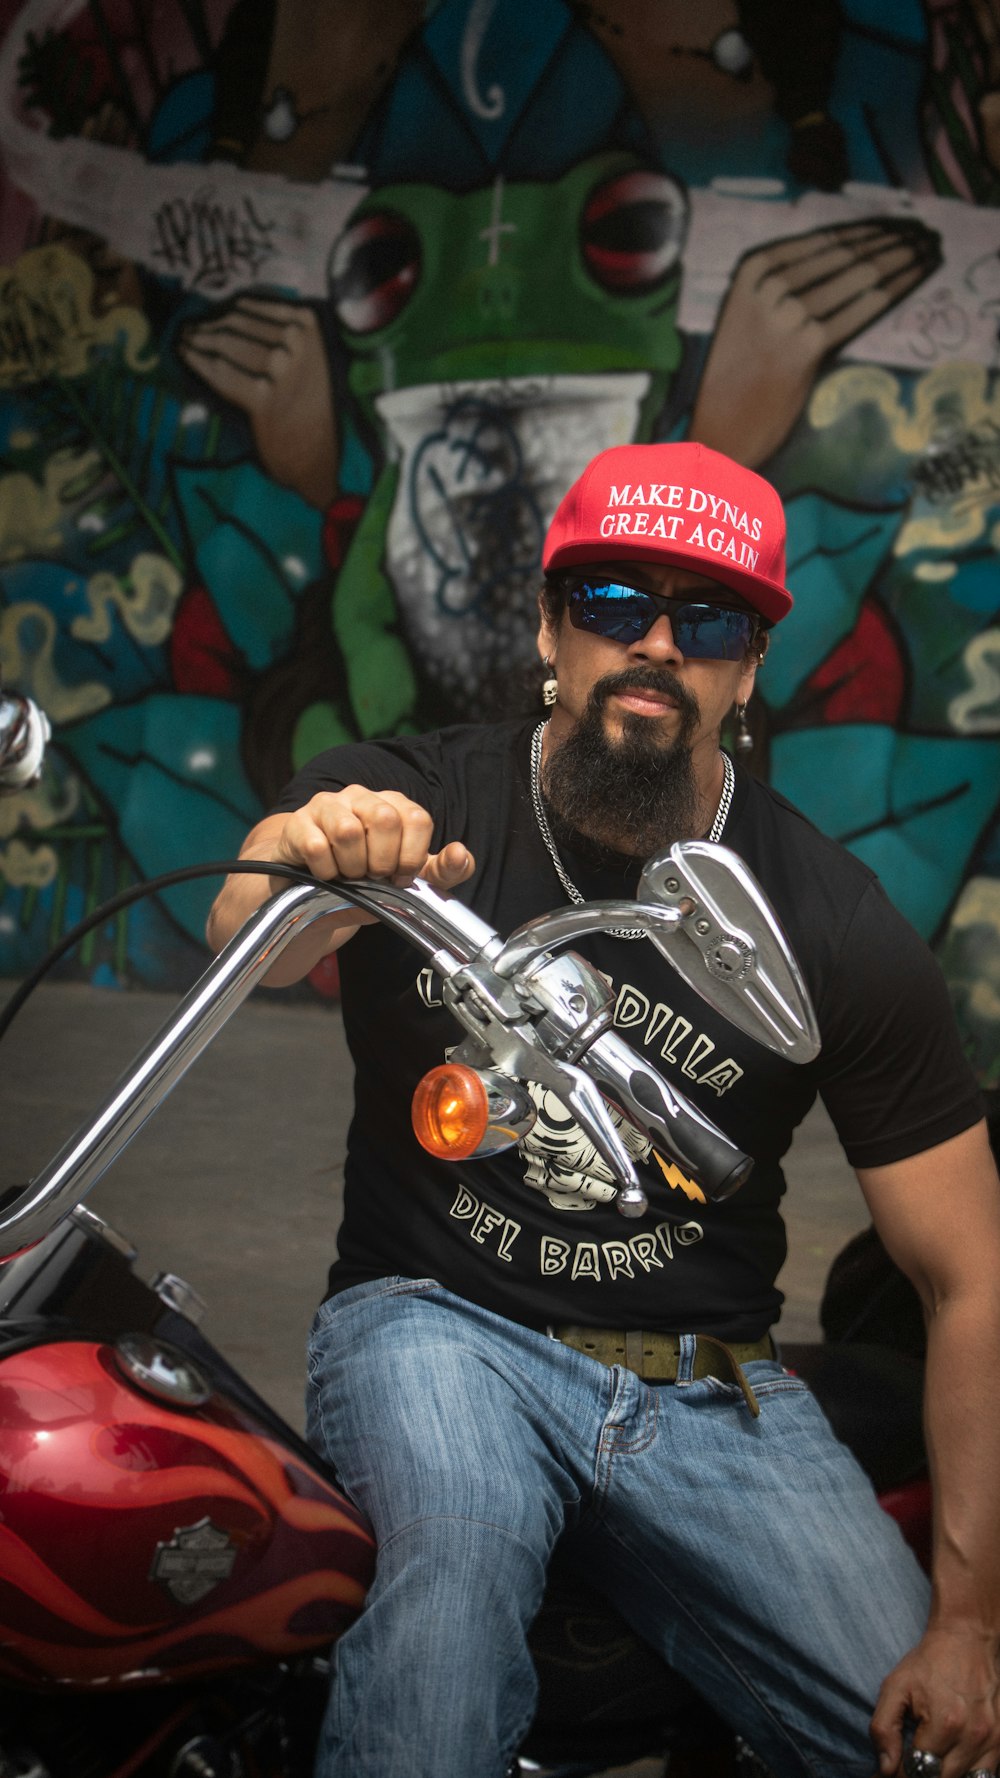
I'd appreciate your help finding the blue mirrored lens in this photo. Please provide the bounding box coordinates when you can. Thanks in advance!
[567,582,754,660]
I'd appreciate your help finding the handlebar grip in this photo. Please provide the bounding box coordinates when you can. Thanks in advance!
[625,1068,753,1201]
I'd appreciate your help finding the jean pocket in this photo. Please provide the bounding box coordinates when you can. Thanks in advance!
[743,1357,812,1396]
[678,1359,812,1411]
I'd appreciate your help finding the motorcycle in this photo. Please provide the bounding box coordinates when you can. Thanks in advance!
[0,706,931,1778]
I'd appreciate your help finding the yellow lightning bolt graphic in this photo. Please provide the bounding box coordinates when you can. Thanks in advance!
[653,1153,706,1204]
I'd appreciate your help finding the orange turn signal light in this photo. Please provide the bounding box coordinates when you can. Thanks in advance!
[412,1064,490,1160]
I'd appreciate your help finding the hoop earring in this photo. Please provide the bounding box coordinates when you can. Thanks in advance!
[734,699,753,755]
[542,657,558,709]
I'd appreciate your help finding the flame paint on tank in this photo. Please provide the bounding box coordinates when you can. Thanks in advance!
[0,1342,375,1688]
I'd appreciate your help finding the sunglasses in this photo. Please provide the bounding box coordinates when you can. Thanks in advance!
[564,578,759,660]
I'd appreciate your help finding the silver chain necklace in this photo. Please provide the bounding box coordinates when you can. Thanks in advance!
[529,720,735,940]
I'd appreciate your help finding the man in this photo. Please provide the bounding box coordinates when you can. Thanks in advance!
[208,441,1000,1778]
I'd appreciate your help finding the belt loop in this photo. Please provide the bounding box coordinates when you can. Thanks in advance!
[676,1332,698,1384]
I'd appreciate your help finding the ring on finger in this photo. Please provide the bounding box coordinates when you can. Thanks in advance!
[905,1754,943,1778]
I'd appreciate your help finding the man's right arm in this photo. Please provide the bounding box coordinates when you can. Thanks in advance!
[205,785,476,987]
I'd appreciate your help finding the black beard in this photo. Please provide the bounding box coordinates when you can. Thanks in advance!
[541,665,702,856]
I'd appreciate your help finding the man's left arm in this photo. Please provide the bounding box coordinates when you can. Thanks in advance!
[858,1118,1000,1778]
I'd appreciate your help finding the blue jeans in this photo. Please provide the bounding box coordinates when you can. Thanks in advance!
[305,1277,930,1778]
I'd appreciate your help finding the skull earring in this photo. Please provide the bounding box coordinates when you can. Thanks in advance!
[542,657,558,709]
[734,700,753,755]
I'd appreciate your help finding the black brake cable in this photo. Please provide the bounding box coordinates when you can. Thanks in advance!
[0,860,335,1046]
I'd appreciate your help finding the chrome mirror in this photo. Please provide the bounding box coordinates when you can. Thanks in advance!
[638,842,821,1062]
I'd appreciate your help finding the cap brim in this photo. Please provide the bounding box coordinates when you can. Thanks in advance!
[544,539,793,625]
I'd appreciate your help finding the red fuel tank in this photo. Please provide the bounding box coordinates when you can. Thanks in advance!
[0,1337,375,1688]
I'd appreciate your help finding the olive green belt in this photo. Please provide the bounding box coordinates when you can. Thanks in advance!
[549,1325,774,1417]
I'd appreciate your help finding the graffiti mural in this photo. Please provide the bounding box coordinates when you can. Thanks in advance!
[0,0,998,1085]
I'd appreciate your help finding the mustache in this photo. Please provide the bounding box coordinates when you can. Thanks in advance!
[588,664,701,726]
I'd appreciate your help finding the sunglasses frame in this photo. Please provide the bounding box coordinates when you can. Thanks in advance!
[560,576,762,661]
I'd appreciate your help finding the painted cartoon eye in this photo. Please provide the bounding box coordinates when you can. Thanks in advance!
[328,211,421,333]
[581,170,688,293]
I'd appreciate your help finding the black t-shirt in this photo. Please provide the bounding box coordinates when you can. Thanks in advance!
[272,719,982,1339]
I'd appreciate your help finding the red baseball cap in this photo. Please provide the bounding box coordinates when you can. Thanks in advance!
[543,442,793,624]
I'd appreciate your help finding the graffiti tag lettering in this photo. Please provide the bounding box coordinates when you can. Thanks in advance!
[151,190,277,292]
[0,247,152,388]
[0,278,86,382]
[912,420,1000,508]
[907,288,970,361]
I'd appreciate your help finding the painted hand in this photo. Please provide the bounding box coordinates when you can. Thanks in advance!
[690,218,941,468]
[178,298,338,508]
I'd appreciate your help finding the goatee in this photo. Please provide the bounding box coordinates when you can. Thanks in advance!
[542,665,702,857]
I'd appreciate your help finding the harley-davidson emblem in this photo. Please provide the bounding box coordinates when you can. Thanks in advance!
[150,1517,237,1605]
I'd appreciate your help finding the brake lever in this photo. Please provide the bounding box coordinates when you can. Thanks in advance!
[437,980,646,1210]
[525,1052,647,1213]
[438,939,742,1215]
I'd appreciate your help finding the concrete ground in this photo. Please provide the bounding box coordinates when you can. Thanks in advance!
[1,977,866,1431]
[1,975,870,1777]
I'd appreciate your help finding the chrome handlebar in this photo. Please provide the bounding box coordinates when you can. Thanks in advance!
[0,843,821,1253]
